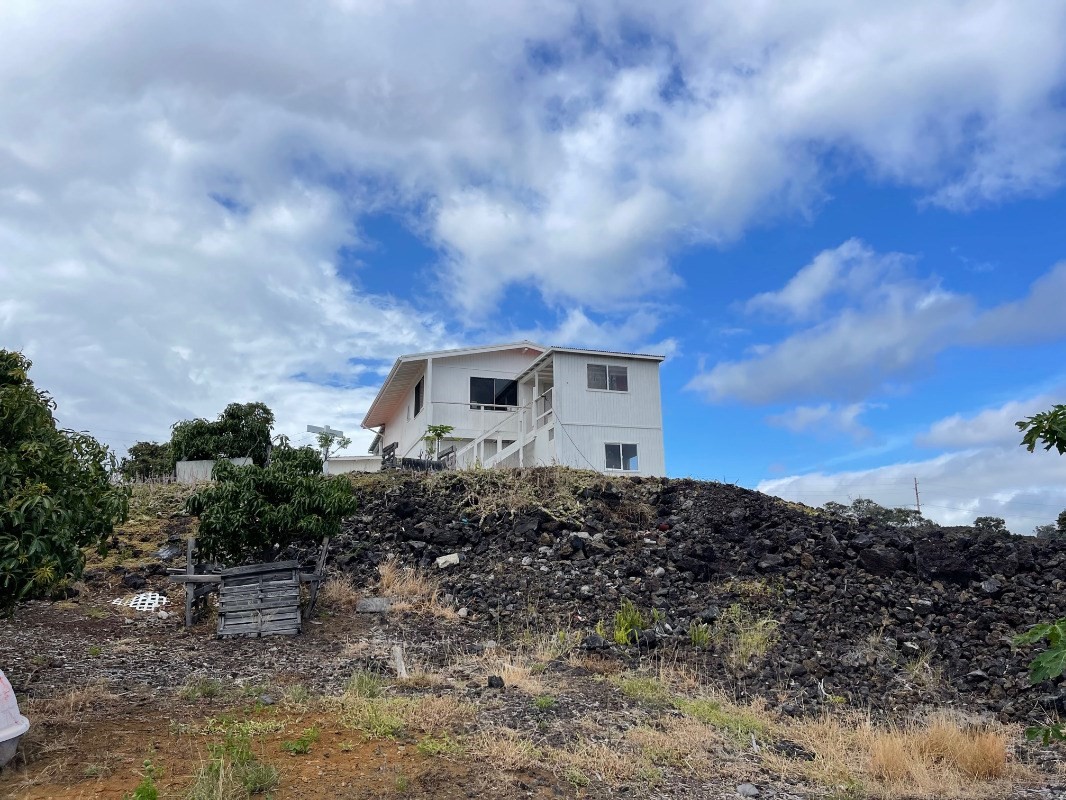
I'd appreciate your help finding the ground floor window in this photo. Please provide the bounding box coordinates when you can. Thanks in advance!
[605,443,638,471]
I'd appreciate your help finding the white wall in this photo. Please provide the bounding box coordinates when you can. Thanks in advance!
[549,352,665,477]
[175,457,253,483]
[379,365,430,459]
[326,456,382,474]
[429,349,538,440]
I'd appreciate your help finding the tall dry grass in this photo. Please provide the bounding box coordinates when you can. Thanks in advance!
[376,558,455,618]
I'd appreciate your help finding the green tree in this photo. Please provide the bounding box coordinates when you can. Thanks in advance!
[1058,509,1066,535]
[119,441,173,481]
[185,443,357,564]
[1,350,129,610]
[973,516,1008,533]
[171,402,275,467]
[1014,403,1066,742]
[1035,524,1060,540]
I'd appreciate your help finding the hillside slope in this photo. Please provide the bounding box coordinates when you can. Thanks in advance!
[338,468,1066,722]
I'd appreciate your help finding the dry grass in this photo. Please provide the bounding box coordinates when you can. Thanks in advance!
[487,659,545,694]
[712,603,780,666]
[377,558,456,618]
[317,574,361,613]
[23,679,116,725]
[333,689,475,740]
[766,711,1024,799]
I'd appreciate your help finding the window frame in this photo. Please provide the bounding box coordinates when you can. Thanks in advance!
[604,442,639,472]
[469,376,519,411]
[586,363,629,393]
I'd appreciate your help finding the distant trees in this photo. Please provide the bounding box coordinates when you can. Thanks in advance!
[1035,523,1060,539]
[822,498,927,528]
[170,402,275,467]
[119,441,173,480]
[1,350,129,609]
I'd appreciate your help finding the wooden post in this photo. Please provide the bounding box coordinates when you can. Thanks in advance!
[306,535,331,615]
[185,537,195,628]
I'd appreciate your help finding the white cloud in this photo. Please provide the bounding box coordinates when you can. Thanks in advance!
[758,446,1066,534]
[689,242,1066,405]
[767,402,879,440]
[746,239,911,320]
[3,1,1066,452]
[511,307,678,360]
[918,392,1062,449]
[760,389,1066,534]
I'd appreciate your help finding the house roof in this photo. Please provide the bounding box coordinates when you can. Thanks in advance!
[516,346,667,380]
[361,340,546,429]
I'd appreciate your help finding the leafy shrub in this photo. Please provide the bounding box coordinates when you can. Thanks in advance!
[185,445,357,564]
[1,350,129,609]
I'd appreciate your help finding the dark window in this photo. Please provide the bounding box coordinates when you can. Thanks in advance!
[470,377,518,410]
[413,377,424,417]
[587,364,607,390]
[587,363,628,391]
[605,443,638,471]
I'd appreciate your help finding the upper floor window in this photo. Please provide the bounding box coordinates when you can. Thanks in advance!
[413,377,424,417]
[470,377,518,410]
[587,363,628,392]
[605,443,638,471]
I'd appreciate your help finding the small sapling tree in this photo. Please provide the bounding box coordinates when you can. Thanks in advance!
[1015,403,1066,742]
[185,443,358,564]
[1,350,129,609]
[315,431,352,466]
[422,424,455,459]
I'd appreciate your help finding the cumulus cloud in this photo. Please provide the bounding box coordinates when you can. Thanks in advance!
[746,239,912,320]
[918,392,1063,449]
[758,445,1066,534]
[689,241,1066,405]
[767,402,879,440]
[761,393,1066,533]
[3,1,1066,452]
[512,307,678,360]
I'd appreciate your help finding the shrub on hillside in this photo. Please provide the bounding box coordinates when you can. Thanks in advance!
[185,445,357,564]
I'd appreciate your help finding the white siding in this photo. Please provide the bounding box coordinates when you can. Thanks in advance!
[428,349,536,443]
[380,368,429,458]
[549,352,665,476]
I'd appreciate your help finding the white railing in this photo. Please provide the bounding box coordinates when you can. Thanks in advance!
[453,386,554,469]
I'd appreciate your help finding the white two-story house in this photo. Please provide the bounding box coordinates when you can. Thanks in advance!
[360,341,666,476]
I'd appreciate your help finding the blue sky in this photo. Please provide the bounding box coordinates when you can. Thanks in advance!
[2,1,1065,531]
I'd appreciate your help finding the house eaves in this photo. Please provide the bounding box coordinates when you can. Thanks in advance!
[361,340,546,430]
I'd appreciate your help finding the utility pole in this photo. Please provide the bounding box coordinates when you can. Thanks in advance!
[307,424,344,475]
[914,477,921,515]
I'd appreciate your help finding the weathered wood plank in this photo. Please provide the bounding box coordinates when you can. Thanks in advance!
[220,560,300,577]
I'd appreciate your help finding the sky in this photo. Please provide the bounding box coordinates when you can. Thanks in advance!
[2,1,1066,533]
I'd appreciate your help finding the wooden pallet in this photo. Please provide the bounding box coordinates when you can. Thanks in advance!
[216,561,302,638]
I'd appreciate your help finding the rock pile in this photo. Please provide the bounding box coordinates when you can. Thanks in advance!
[332,469,1066,722]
